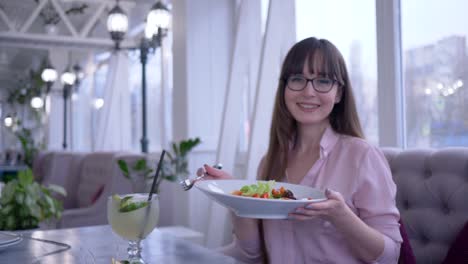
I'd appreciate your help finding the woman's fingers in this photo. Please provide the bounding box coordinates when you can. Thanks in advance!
[196,167,206,176]
[204,164,219,175]
[324,188,342,200]
[289,189,346,221]
[198,164,233,180]
[288,213,316,221]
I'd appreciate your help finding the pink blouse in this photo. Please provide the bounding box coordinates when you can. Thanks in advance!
[221,127,403,263]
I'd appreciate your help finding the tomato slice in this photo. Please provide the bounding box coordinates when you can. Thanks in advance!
[231,190,242,196]
[272,189,281,198]
[279,186,286,195]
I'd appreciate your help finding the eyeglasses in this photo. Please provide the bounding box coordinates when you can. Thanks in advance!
[286,75,338,93]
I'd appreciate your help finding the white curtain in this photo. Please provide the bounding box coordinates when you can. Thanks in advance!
[202,0,261,248]
[71,52,94,151]
[203,0,296,248]
[95,52,131,151]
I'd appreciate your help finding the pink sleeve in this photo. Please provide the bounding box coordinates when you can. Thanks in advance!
[217,157,267,263]
[353,147,403,260]
[218,236,264,264]
[372,234,401,264]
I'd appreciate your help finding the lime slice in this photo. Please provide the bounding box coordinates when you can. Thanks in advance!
[119,196,133,209]
[119,201,149,213]
[112,194,121,202]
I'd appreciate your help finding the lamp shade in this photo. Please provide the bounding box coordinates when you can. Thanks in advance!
[107,4,128,44]
[41,67,58,83]
[93,98,105,109]
[61,69,76,86]
[31,97,44,109]
[145,1,170,38]
[4,116,13,127]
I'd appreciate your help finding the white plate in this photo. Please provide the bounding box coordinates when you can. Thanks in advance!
[195,180,327,219]
[0,232,22,251]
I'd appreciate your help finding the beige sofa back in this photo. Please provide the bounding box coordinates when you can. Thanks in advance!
[42,151,85,209]
[76,152,116,208]
[382,147,468,264]
[35,151,152,228]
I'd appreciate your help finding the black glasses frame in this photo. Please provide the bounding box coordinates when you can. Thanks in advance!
[285,75,339,93]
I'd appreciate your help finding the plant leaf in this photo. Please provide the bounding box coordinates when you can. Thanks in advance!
[172,142,179,156]
[165,151,174,161]
[0,181,17,203]
[47,184,67,197]
[117,160,130,179]
[6,215,15,230]
[179,137,201,156]
[30,204,41,219]
[163,175,178,182]
[133,159,147,171]
[15,192,25,205]
[44,196,55,214]
[1,204,13,215]
[144,168,154,177]
[18,169,34,186]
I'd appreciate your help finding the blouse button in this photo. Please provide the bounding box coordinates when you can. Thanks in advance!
[322,221,331,228]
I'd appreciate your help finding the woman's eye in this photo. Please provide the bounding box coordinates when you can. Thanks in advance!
[290,77,305,82]
[316,78,332,85]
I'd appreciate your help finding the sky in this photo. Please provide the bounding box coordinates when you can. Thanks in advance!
[294,0,468,77]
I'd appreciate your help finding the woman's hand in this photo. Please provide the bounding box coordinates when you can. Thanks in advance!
[197,164,233,180]
[289,188,351,223]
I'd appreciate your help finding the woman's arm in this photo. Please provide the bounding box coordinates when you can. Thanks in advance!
[202,163,265,263]
[292,188,386,262]
[219,215,263,263]
[289,147,402,263]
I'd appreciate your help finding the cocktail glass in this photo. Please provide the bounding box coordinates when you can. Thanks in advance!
[107,193,159,264]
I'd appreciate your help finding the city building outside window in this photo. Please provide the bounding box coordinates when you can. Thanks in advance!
[402,0,468,147]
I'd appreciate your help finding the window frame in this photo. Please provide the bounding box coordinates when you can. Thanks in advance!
[376,0,406,148]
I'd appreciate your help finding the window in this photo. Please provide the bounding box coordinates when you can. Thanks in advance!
[295,0,378,143]
[402,0,468,147]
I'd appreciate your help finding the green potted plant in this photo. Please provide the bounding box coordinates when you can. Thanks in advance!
[5,63,47,169]
[0,169,66,230]
[162,137,202,181]
[117,158,154,193]
[116,137,201,194]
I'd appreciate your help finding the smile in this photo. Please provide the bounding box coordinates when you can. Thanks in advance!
[297,103,319,110]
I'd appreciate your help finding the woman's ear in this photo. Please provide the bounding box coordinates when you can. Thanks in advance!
[334,87,343,104]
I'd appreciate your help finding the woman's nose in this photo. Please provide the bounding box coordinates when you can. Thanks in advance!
[302,80,317,96]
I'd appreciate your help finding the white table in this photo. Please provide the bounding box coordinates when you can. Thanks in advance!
[1,225,242,264]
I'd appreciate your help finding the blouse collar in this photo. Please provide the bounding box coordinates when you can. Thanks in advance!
[319,125,340,159]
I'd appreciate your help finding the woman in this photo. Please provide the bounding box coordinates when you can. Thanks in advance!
[202,37,402,263]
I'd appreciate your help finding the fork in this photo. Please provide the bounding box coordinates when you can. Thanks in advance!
[180,163,223,191]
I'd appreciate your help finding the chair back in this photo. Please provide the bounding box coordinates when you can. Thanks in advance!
[32,151,54,183]
[43,152,86,209]
[382,147,468,264]
[76,152,116,208]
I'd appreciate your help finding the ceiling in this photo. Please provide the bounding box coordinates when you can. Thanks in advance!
[0,0,162,94]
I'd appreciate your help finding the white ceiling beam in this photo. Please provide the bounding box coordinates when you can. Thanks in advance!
[128,23,145,38]
[0,7,15,31]
[0,31,137,50]
[59,0,137,9]
[80,2,108,37]
[50,0,78,37]
[20,0,48,33]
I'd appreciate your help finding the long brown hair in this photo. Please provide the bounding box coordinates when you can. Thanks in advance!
[259,37,364,182]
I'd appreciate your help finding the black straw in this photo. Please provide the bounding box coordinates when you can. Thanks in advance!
[148,149,166,201]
